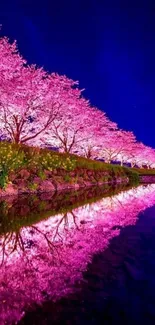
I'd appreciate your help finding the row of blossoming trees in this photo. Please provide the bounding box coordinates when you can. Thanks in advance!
[0,36,155,168]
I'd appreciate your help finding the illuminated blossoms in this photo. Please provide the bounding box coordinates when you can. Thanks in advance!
[0,36,155,166]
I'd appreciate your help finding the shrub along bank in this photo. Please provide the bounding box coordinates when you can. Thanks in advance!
[132,167,155,175]
[0,142,139,193]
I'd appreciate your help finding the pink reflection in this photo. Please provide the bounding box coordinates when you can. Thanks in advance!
[0,185,155,324]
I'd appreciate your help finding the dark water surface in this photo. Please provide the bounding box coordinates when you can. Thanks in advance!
[1,184,155,324]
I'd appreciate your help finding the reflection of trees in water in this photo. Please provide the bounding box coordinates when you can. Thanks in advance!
[0,185,154,266]
[0,210,81,266]
[0,185,155,266]
[0,184,130,236]
[0,231,25,265]
[0,185,155,324]
[53,211,80,241]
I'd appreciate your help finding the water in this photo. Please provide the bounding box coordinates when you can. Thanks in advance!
[0,184,155,324]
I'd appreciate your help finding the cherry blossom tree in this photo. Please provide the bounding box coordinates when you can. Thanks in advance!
[69,107,117,157]
[127,143,155,168]
[0,54,83,144]
[42,97,91,153]
[77,137,101,159]
[97,130,136,164]
[0,37,25,81]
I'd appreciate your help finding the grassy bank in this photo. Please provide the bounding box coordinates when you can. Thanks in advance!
[133,167,155,175]
[0,141,139,190]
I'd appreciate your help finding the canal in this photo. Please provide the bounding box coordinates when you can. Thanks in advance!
[0,184,155,324]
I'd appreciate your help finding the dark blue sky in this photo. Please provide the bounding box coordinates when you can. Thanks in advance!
[0,0,155,146]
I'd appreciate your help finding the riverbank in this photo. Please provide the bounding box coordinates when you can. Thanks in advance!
[0,167,131,196]
[132,167,155,183]
[2,166,132,196]
[0,142,139,196]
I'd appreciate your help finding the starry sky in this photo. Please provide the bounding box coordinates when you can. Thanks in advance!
[0,0,155,146]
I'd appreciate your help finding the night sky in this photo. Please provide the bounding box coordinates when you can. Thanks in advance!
[0,0,155,147]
